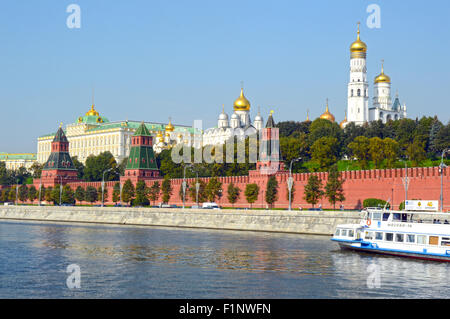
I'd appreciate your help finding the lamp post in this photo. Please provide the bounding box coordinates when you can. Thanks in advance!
[102,168,113,207]
[15,178,19,206]
[401,158,409,208]
[57,175,64,206]
[38,173,43,206]
[182,164,193,209]
[439,149,449,212]
[288,157,302,211]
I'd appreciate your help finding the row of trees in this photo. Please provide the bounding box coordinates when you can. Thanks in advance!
[0,165,346,209]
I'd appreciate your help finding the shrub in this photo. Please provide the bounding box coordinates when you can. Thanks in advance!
[363,198,390,209]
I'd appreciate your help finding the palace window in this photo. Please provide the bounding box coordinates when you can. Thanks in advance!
[357,89,361,96]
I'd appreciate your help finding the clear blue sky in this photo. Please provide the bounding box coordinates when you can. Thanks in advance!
[1,0,449,152]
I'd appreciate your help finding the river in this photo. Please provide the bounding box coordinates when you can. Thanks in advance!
[1,220,449,298]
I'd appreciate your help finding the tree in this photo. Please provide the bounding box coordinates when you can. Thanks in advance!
[8,186,17,203]
[84,152,118,182]
[148,181,161,205]
[134,180,149,206]
[383,138,399,168]
[29,162,43,179]
[429,117,444,156]
[44,186,53,203]
[121,179,135,205]
[406,138,427,167]
[265,176,279,208]
[18,184,28,203]
[348,136,370,169]
[325,165,345,210]
[51,184,62,205]
[97,186,108,204]
[85,186,98,205]
[245,184,259,208]
[205,177,222,202]
[303,175,324,208]
[72,156,85,180]
[28,185,38,203]
[368,137,385,169]
[161,176,173,204]
[310,137,339,170]
[75,186,85,204]
[188,179,207,204]
[112,182,121,204]
[61,185,75,205]
[227,182,240,207]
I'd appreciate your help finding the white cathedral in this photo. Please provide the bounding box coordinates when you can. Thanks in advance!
[342,23,407,127]
[202,88,264,146]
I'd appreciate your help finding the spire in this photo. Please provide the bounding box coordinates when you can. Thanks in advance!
[266,110,275,128]
[326,98,329,112]
[306,109,310,122]
[357,21,360,40]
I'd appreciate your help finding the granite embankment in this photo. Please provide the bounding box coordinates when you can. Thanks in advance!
[0,206,363,236]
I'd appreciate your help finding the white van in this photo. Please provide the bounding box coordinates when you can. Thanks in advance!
[202,202,220,210]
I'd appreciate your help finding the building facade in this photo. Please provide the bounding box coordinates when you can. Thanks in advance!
[37,104,200,164]
[0,153,37,170]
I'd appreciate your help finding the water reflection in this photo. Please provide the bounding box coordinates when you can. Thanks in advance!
[2,220,450,298]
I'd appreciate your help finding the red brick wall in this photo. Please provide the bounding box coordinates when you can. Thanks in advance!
[26,166,450,211]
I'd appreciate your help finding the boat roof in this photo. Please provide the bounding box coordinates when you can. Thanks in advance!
[366,209,450,216]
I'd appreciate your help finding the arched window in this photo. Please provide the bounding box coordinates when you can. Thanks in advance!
[357,89,361,97]
[351,89,354,97]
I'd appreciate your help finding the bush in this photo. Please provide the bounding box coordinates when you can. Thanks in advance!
[363,198,390,209]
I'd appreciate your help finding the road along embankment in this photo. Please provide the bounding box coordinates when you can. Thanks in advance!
[0,206,364,236]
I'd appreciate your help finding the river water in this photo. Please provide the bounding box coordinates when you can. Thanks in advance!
[1,220,449,299]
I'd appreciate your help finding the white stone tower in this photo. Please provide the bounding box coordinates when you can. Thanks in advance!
[347,22,369,126]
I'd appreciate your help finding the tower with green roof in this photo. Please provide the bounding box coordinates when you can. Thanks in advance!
[39,125,79,186]
[121,122,160,183]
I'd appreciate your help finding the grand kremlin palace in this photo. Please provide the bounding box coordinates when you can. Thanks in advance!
[37,104,201,164]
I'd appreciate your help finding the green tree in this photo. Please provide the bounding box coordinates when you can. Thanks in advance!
[28,185,38,203]
[75,186,86,204]
[97,186,108,204]
[29,162,43,179]
[85,186,98,205]
[368,137,385,169]
[148,181,161,205]
[134,180,150,206]
[265,176,279,208]
[44,186,53,203]
[84,152,118,182]
[18,184,28,203]
[325,165,345,210]
[245,184,260,208]
[406,138,427,167]
[348,136,370,169]
[121,179,135,205]
[61,185,75,205]
[8,186,17,203]
[112,182,121,204]
[383,138,399,168]
[51,184,62,205]
[188,179,207,204]
[205,177,222,202]
[1,188,10,202]
[227,182,240,207]
[161,176,173,204]
[303,175,324,208]
[310,137,339,170]
[72,156,85,180]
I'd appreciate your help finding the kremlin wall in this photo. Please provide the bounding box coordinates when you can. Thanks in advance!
[30,120,450,212]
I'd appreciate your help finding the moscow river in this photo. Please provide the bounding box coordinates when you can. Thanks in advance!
[1,220,450,299]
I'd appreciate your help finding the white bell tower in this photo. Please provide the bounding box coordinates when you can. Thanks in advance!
[347,22,369,126]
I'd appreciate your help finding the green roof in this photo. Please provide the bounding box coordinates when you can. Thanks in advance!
[0,153,36,161]
[134,122,152,136]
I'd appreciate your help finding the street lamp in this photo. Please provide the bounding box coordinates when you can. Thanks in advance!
[102,168,114,207]
[401,157,409,208]
[57,175,65,206]
[182,164,193,209]
[288,157,302,211]
[38,173,43,206]
[439,148,449,212]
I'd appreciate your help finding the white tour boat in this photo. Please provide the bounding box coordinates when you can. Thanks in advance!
[332,207,450,262]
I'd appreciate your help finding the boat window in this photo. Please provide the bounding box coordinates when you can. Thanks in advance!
[393,213,401,221]
[441,237,450,247]
[348,229,355,237]
[375,232,383,240]
[417,235,427,245]
[365,232,374,240]
[401,214,408,222]
[335,229,341,236]
[406,234,415,243]
[372,213,382,221]
[341,229,348,237]
[385,233,394,241]
[395,234,404,242]
[382,213,390,221]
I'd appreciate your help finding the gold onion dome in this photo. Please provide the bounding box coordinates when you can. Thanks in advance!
[375,61,391,84]
[320,99,335,122]
[165,119,174,132]
[340,112,348,129]
[156,131,164,142]
[350,23,367,58]
[85,104,100,117]
[233,88,251,111]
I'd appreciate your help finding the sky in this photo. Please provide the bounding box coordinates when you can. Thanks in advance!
[0,0,449,153]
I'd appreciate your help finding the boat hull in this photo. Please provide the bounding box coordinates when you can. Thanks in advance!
[338,242,450,262]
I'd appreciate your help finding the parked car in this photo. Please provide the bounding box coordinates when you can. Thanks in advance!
[191,205,201,209]
[202,202,220,210]
[3,202,14,206]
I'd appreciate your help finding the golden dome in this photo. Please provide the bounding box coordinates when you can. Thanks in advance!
[320,99,335,122]
[85,104,100,117]
[374,61,391,84]
[156,131,164,143]
[165,119,174,132]
[350,23,367,58]
[234,88,251,111]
